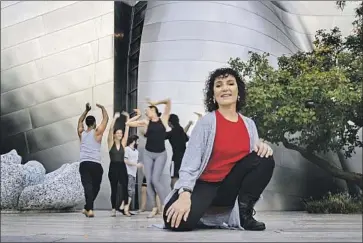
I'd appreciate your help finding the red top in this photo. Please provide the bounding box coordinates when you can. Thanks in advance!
[200,110,250,182]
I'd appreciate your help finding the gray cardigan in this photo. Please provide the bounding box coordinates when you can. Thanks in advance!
[164,111,260,229]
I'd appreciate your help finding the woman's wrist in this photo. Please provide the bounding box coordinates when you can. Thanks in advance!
[179,191,191,199]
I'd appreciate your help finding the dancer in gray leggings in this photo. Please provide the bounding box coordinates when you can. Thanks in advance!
[126,98,171,218]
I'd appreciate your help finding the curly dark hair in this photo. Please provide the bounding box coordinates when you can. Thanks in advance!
[203,67,246,112]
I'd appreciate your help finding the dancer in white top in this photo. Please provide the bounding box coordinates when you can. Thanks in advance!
[124,134,143,215]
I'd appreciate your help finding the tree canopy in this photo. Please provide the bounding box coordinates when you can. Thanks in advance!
[229,1,362,189]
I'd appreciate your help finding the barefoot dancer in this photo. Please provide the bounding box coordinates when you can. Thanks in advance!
[78,103,109,218]
[139,175,162,214]
[126,98,171,218]
[108,110,141,217]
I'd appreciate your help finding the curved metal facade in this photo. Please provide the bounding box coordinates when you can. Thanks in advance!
[1,1,115,209]
[1,1,359,210]
[137,1,359,210]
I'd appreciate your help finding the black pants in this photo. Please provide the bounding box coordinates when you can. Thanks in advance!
[79,161,104,211]
[163,152,275,231]
[108,161,129,209]
[171,153,183,178]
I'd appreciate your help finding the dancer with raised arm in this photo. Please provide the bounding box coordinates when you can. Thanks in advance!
[166,114,193,189]
[124,134,143,214]
[108,109,141,217]
[163,68,275,231]
[126,98,171,218]
[78,103,109,218]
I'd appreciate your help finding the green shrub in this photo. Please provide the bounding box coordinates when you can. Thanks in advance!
[303,192,362,214]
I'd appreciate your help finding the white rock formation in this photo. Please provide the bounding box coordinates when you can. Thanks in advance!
[17,162,84,210]
[0,150,24,209]
[22,160,46,187]
[1,149,22,164]
[1,150,84,211]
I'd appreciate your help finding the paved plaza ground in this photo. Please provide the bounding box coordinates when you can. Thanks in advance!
[1,211,362,242]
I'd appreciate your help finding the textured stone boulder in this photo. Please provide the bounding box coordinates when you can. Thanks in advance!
[18,162,84,210]
[43,163,69,183]
[22,160,46,187]
[1,150,24,209]
[1,149,22,165]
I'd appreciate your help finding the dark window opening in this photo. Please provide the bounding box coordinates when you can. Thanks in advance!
[114,0,147,211]
[114,1,132,129]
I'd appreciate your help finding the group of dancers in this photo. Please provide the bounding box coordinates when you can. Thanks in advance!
[77,99,200,218]
[78,67,275,232]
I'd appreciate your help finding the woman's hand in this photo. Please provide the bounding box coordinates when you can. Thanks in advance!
[146,98,156,106]
[134,108,141,116]
[193,112,203,119]
[165,193,191,228]
[121,111,130,122]
[254,140,273,158]
[136,163,143,169]
[85,102,91,112]
[114,112,120,119]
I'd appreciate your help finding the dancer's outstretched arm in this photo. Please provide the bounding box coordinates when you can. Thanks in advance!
[121,109,141,147]
[184,121,193,134]
[107,112,120,150]
[121,111,130,148]
[125,119,148,128]
[95,103,109,137]
[194,112,203,120]
[77,103,91,139]
[147,98,171,127]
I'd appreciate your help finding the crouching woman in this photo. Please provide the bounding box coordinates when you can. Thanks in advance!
[163,68,275,231]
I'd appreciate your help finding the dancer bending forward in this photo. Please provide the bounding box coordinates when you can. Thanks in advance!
[163,68,275,231]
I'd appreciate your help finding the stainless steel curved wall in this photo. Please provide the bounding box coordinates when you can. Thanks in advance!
[1,1,115,209]
[1,1,360,211]
[137,1,359,210]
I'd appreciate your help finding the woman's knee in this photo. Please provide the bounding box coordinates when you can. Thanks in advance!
[249,152,275,169]
[261,155,275,169]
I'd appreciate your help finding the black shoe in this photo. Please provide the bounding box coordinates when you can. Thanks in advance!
[239,200,266,231]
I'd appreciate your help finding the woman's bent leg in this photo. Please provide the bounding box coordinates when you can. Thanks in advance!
[163,180,218,231]
[212,152,275,230]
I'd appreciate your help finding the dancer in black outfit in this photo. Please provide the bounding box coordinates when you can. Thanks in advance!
[107,109,141,217]
[126,98,171,218]
[166,114,193,189]
[166,112,203,188]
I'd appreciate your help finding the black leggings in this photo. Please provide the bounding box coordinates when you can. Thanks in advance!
[163,152,275,231]
[108,161,129,209]
[79,161,104,211]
